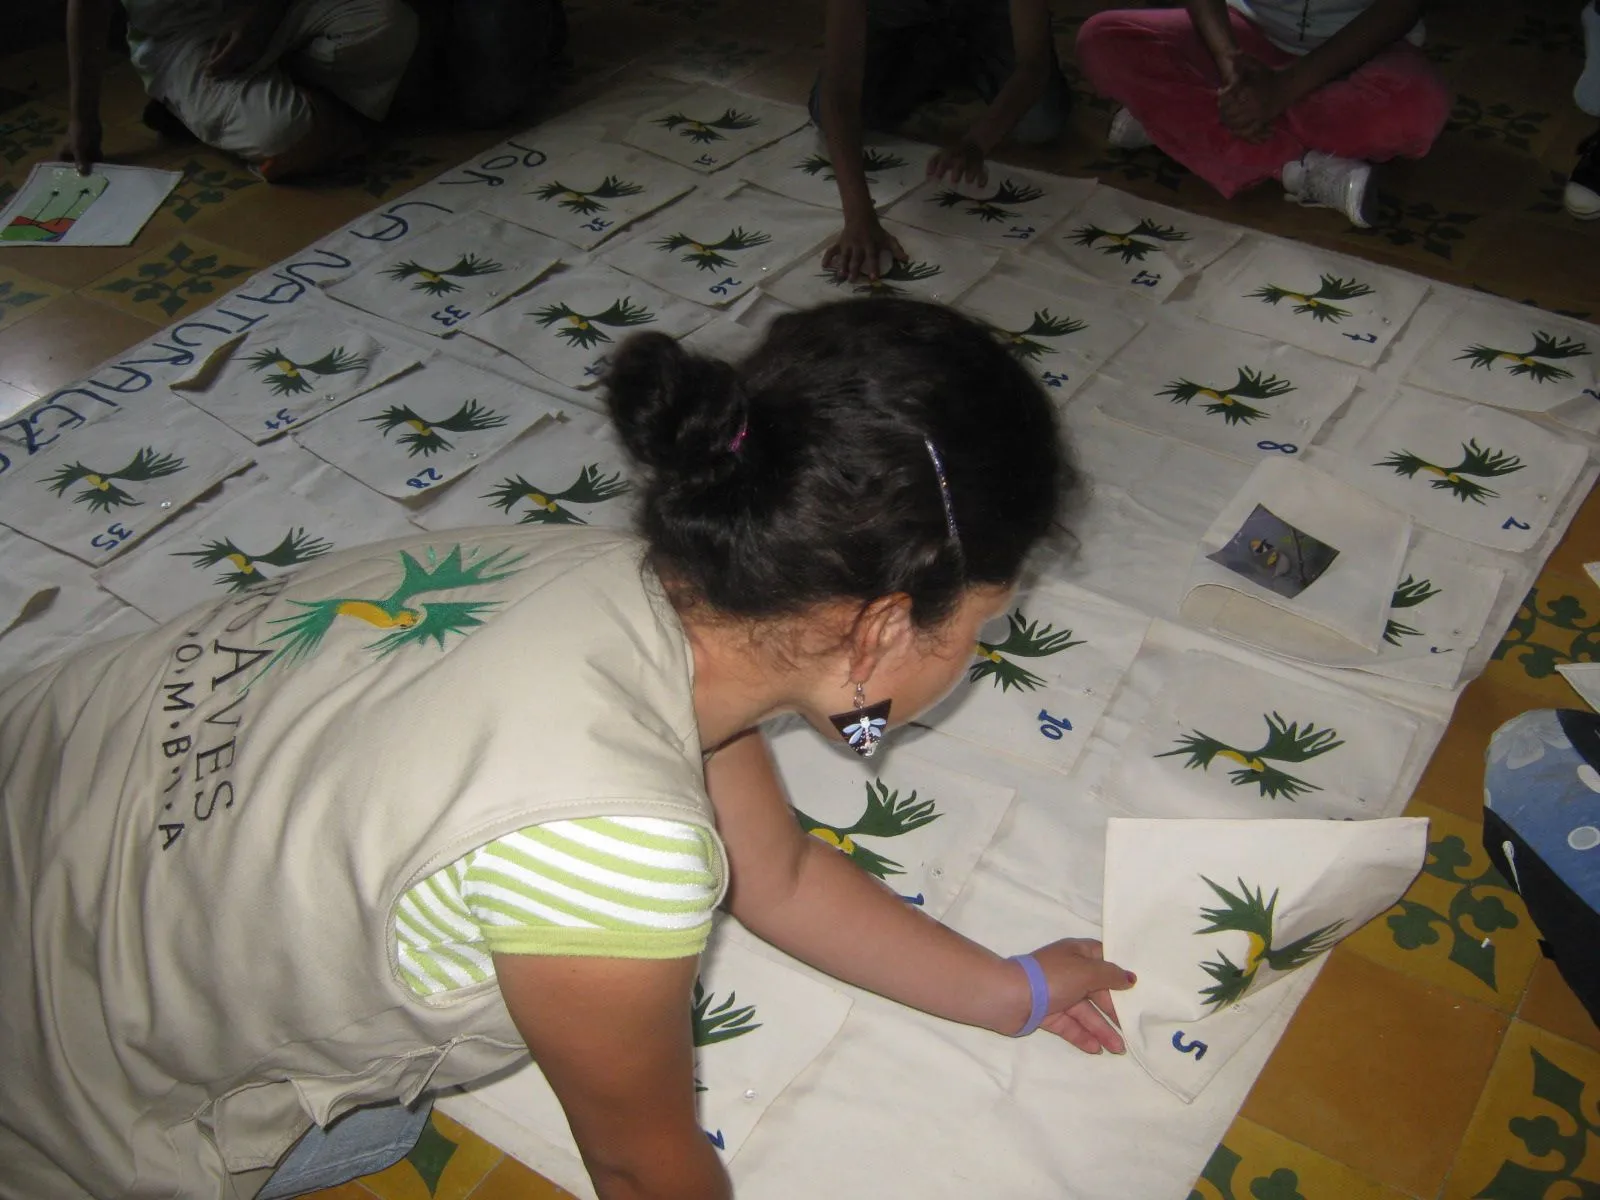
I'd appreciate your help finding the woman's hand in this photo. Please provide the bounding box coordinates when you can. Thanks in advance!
[1025,938,1135,1055]
[821,214,907,281]
[927,139,989,186]
[59,116,102,174]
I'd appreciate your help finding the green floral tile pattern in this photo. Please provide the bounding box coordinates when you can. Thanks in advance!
[1189,1143,1309,1200]
[1493,584,1599,680]
[1473,1048,1600,1199]
[0,276,54,327]
[322,144,443,199]
[1385,834,1521,990]
[0,106,66,166]
[1357,194,1479,259]
[1445,97,1550,153]
[162,158,259,223]
[95,241,254,319]
[403,1116,460,1196]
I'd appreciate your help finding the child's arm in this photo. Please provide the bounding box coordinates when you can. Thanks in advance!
[706,729,1134,1052]
[1186,0,1247,87]
[930,0,1057,182]
[818,0,907,280]
[62,0,113,174]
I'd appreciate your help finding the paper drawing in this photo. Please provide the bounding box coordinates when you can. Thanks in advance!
[1,169,107,242]
[0,162,179,246]
[1205,504,1339,599]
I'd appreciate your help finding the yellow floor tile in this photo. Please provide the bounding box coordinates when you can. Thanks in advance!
[1519,957,1600,1056]
[1241,949,1508,1198]
[1344,802,1542,1013]
[1440,1020,1600,1200]
[145,152,264,232]
[459,1155,578,1200]
[1407,677,1544,820]
[1485,568,1600,706]
[0,262,63,329]
[1190,1117,1414,1200]
[358,1111,502,1200]
[293,1185,378,1200]
[0,293,159,396]
[0,104,70,178]
[86,234,263,324]
[186,185,377,267]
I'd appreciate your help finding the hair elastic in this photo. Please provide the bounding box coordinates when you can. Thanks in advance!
[921,436,961,546]
[729,418,749,454]
[1009,953,1050,1037]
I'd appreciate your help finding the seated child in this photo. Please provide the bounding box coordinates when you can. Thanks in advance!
[1076,0,1451,227]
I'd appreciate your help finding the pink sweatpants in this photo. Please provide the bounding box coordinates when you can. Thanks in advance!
[1076,8,1453,198]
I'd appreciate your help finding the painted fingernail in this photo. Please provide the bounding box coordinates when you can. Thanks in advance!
[1126,971,1137,984]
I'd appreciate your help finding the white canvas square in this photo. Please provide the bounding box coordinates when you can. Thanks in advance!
[621,87,809,173]
[94,466,418,621]
[168,312,423,443]
[1043,188,1242,299]
[956,268,1146,401]
[323,212,566,336]
[465,263,712,388]
[765,725,1017,918]
[1182,458,1412,653]
[0,408,253,566]
[1107,650,1421,821]
[292,361,560,499]
[1102,817,1427,1101]
[0,532,68,636]
[1087,322,1358,462]
[600,190,837,307]
[1323,386,1589,552]
[1201,241,1428,366]
[1403,297,1600,428]
[919,582,1149,777]
[411,420,638,533]
[477,147,700,250]
[440,928,852,1172]
[762,219,997,308]
[882,167,1094,249]
[738,131,931,211]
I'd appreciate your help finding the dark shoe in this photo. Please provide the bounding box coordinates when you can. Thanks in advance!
[1565,130,1600,220]
[141,99,197,142]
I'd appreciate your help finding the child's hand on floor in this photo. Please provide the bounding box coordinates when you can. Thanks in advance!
[927,139,989,187]
[1029,937,1136,1055]
[822,215,907,281]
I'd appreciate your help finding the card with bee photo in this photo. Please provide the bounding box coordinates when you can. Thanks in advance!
[1207,504,1339,600]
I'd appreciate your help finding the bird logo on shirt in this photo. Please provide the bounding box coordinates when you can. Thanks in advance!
[1195,877,1344,1011]
[44,447,186,512]
[793,779,942,880]
[988,310,1087,362]
[1456,331,1590,383]
[1375,438,1525,504]
[481,464,632,525]
[532,298,656,349]
[533,174,646,215]
[260,543,524,676]
[655,108,760,144]
[1068,217,1192,263]
[1158,367,1296,426]
[1158,712,1343,800]
[820,257,942,296]
[933,178,1045,223]
[968,609,1084,692]
[1248,273,1375,323]
[363,399,509,457]
[175,527,334,592]
[654,227,772,271]
[382,253,504,296]
[796,148,909,179]
[1383,575,1441,645]
[244,346,371,395]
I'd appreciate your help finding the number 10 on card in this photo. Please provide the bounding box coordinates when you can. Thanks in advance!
[1038,710,1072,740]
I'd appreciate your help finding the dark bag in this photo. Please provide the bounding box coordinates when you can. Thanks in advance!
[1483,709,1600,1027]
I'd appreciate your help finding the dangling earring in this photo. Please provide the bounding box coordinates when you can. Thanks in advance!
[829,683,892,759]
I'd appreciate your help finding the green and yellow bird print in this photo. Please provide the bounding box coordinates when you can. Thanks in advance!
[1456,331,1590,383]
[176,527,333,592]
[1068,217,1191,264]
[363,398,509,457]
[989,310,1087,362]
[1195,877,1343,1010]
[1383,574,1440,645]
[969,609,1083,692]
[245,346,370,396]
[655,107,759,144]
[691,979,760,1094]
[1249,273,1374,323]
[533,174,645,216]
[1159,367,1295,426]
[793,779,941,880]
[45,447,186,512]
[1375,437,1524,504]
[481,464,631,525]
[654,227,771,271]
[933,178,1044,223]
[381,253,503,296]
[260,543,523,676]
[1158,712,1343,800]
[532,297,655,349]
[796,147,909,180]
[821,257,941,297]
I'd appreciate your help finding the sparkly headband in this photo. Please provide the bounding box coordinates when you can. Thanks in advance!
[923,436,962,549]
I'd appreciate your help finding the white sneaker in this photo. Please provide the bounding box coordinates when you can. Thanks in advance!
[1281,151,1375,228]
[1107,107,1153,149]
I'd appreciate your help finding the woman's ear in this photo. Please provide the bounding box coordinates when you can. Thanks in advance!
[845,593,916,685]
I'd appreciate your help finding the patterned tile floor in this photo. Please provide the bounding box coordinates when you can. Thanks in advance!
[1,0,1596,1195]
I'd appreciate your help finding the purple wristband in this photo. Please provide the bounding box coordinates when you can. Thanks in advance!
[1009,953,1049,1037]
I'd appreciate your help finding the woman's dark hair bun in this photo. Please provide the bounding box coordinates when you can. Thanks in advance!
[603,332,745,482]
